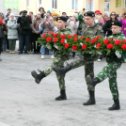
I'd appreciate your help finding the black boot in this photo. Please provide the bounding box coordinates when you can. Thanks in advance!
[31,70,45,84]
[53,65,71,75]
[86,75,100,87]
[108,99,120,110]
[83,90,96,105]
[55,90,67,101]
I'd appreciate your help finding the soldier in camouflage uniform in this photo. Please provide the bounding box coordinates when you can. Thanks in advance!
[53,11,104,105]
[86,21,125,110]
[31,16,71,100]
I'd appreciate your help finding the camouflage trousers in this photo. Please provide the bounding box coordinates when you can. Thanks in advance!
[96,62,122,100]
[62,56,94,91]
[42,56,68,90]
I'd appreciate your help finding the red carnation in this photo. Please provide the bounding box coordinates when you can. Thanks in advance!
[91,38,97,44]
[67,35,72,39]
[96,43,101,49]
[60,34,66,39]
[60,39,65,44]
[53,33,58,37]
[85,38,91,42]
[96,35,101,39]
[73,34,78,37]
[82,44,87,50]
[107,43,113,49]
[41,33,47,38]
[80,36,84,40]
[121,44,126,50]
[46,37,52,42]
[53,37,58,43]
[64,43,70,49]
[114,40,121,45]
[74,37,78,42]
[123,40,126,43]
[104,39,109,45]
[72,45,78,51]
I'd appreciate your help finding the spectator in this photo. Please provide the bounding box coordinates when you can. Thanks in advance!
[17,10,32,54]
[67,15,79,34]
[103,12,119,37]
[38,7,46,18]
[0,13,6,61]
[121,12,126,37]
[39,11,54,59]
[95,10,104,25]
[31,13,43,53]
[7,13,18,53]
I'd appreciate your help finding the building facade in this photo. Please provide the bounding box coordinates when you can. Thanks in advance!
[0,0,126,15]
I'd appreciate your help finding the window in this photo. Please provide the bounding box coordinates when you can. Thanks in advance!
[39,0,42,5]
[104,0,110,12]
[26,0,29,6]
[124,0,126,7]
[86,0,93,11]
[52,0,57,9]
[72,0,78,10]
[116,0,122,7]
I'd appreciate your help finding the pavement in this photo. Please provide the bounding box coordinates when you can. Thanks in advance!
[0,53,126,126]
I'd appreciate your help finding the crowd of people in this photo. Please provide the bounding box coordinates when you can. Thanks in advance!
[0,8,126,60]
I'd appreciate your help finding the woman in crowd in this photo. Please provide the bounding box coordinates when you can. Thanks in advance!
[103,11,119,37]
[7,13,18,53]
[31,13,43,53]
[39,11,55,59]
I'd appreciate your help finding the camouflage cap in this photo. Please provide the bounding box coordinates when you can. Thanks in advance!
[84,11,95,17]
[57,16,68,22]
[112,21,122,27]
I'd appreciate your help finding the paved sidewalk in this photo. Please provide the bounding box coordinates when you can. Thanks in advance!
[0,53,126,126]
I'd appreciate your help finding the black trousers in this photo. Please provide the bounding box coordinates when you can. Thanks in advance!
[0,38,3,54]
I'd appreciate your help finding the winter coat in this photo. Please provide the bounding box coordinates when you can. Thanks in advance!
[7,19,18,39]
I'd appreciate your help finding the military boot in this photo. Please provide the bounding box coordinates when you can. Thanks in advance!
[31,70,45,84]
[53,65,71,75]
[108,99,120,110]
[86,75,101,87]
[83,90,96,105]
[55,89,67,101]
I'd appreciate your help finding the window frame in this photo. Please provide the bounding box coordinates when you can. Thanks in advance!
[52,0,57,9]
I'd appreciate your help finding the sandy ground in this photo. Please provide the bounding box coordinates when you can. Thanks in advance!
[0,53,126,126]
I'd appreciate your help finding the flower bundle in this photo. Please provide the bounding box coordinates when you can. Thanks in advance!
[37,32,80,55]
[37,32,126,55]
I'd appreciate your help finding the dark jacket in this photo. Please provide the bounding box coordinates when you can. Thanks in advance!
[17,16,32,35]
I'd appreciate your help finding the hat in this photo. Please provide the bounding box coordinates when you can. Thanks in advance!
[22,10,27,14]
[95,10,102,15]
[112,21,122,27]
[84,11,95,17]
[57,16,68,22]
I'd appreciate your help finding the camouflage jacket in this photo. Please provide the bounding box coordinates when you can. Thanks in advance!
[82,23,104,38]
[54,28,72,58]
[82,23,104,60]
[106,32,125,63]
